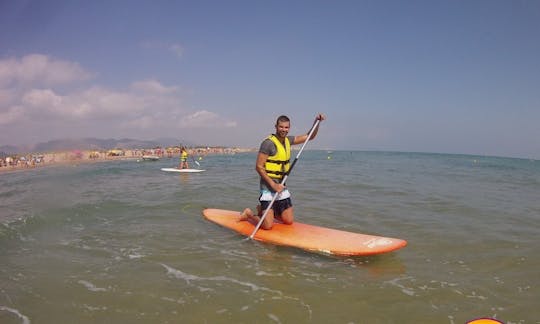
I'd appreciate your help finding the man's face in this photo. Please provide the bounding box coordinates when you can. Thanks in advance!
[275,120,290,139]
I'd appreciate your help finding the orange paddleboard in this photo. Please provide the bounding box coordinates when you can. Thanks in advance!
[202,208,407,256]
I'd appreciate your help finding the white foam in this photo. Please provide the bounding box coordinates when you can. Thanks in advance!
[160,263,313,318]
[267,313,281,323]
[0,305,31,324]
[255,271,283,277]
[78,280,107,292]
[161,263,262,291]
[128,253,145,259]
[384,276,416,296]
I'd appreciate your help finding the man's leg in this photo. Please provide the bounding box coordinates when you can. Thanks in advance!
[280,206,294,225]
[240,205,275,230]
[259,201,276,229]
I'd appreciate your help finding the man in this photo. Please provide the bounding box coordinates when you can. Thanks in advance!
[240,113,325,229]
[178,147,189,169]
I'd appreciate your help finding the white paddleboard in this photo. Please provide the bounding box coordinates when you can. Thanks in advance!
[161,168,205,173]
[142,155,160,161]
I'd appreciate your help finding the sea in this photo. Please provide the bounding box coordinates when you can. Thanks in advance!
[0,151,538,324]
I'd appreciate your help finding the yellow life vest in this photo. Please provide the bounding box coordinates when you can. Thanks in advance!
[181,151,188,161]
[265,135,291,180]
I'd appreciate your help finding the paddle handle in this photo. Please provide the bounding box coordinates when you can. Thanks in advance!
[249,119,321,239]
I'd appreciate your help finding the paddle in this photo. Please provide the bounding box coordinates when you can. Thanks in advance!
[189,153,201,167]
[249,119,321,239]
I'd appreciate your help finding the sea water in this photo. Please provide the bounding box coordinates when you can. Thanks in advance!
[0,151,538,323]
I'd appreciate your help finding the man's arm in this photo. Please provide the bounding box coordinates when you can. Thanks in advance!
[292,113,325,145]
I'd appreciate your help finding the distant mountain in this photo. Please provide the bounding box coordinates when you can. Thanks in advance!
[153,137,195,147]
[1,137,198,154]
[0,145,19,155]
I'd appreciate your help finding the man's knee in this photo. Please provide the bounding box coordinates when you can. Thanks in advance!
[281,208,294,225]
[281,218,293,225]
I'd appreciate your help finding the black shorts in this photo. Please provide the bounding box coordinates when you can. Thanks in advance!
[260,198,293,216]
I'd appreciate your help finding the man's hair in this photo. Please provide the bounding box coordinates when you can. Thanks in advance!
[276,115,290,125]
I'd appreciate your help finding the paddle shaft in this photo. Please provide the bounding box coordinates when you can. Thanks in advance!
[190,154,201,167]
[181,146,201,167]
[249,119,321,239]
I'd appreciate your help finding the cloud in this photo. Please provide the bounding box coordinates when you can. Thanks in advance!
[0,105,24,125]
[0,88,15,107]
[14,87,139,120]
[0,54,93,87]
[179,110,237,128]
[0,54,236,144]
[22,89,62,108]
[121,115,157,129]
[131,79,178,94]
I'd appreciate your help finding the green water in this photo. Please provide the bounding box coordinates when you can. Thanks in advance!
[1,151,538,323]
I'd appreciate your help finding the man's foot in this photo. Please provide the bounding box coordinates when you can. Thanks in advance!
[239,208,253,222]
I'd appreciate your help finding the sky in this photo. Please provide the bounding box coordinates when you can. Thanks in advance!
[1,1,539,159]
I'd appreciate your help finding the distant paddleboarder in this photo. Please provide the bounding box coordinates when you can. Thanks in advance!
[178,146,189,169]
[240,113,325,229]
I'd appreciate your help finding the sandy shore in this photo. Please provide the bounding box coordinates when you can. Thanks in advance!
[0,147,254,174]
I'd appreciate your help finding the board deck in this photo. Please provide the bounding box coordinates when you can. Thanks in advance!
[161,168,205,173]
[202,208,407,256]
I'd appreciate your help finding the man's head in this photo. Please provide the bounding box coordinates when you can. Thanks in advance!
[275,115,291,139]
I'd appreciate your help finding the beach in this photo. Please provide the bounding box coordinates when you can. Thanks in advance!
[0,146,254,174]
[1,151,538,323]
